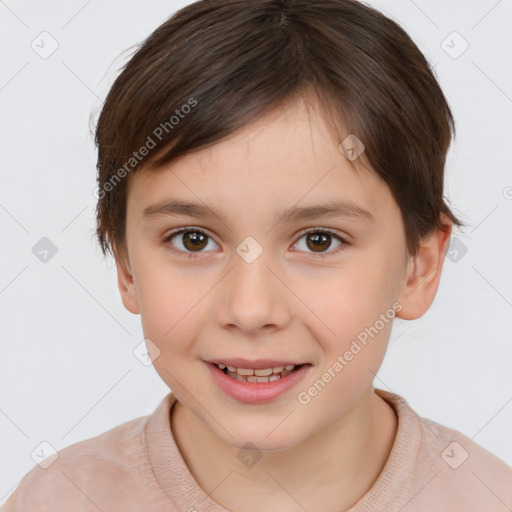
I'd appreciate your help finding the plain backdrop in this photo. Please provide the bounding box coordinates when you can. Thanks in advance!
[1,0,511,504]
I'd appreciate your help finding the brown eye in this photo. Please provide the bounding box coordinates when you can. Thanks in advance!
[182,231,208,251]
[293,228,345,256]
[306,232,332,252]
[166,229,218,255]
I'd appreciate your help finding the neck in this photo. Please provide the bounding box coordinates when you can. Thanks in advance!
[171,387,397,512]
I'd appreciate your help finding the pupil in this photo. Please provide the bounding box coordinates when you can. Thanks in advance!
[307,233,330,252]
[184,231,207,251]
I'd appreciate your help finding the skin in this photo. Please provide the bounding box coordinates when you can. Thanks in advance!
[115,97,452,512]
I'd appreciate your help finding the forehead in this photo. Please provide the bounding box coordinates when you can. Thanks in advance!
[126,100,399,228]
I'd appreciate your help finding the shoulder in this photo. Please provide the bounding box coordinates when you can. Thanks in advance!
[1,415,152,512]
[379,390,512,511]
[418,416,512,509]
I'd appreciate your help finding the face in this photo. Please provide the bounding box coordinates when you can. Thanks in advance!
[119,99,412,452]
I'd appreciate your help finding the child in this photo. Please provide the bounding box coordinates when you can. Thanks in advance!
[4,0,511,510]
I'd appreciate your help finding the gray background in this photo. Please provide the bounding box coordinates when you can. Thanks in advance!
[1,0,511,504]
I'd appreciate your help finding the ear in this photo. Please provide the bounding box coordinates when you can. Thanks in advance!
[114,246,140,315]
[396,218,452,320]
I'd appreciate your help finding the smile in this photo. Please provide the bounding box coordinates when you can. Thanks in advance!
[215,363,302,383]
[206,360,311,403]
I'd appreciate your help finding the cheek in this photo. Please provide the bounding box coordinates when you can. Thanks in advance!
[138,284,208,397]
[134,260,210,357]
[294,256,398,402]
[300,259,399,341]
[296,273,395,416]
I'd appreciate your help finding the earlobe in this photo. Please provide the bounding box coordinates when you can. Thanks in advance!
[115,249,140,315]
[396,221,452,320]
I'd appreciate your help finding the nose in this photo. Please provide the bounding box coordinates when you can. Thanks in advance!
[214,250,293,336]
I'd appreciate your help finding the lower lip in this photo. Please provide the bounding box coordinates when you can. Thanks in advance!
[206,362,311,404]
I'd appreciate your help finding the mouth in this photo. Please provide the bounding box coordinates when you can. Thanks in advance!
[213,362,304,383]
[205,358,311,403]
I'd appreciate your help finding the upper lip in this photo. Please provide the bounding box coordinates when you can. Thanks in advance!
[206,358,307,369]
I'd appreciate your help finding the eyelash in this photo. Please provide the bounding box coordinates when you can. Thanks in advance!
[163,227,348,259]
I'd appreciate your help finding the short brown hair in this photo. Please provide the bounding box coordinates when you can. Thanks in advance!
[94,0,462,261]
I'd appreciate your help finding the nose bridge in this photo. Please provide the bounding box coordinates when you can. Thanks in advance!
[215,240,292,334]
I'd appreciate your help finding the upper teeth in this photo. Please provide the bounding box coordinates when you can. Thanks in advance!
[217,364,296,375]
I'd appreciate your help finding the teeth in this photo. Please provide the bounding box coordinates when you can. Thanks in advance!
[226,369,294,383]
[254,368,273,377]
[247,375,270,382]
[217,364,297,374]
[215,363,302,383]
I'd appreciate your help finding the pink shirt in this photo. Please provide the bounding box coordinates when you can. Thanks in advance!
[3,389,511,511]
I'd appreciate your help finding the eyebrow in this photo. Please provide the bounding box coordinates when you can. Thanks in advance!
[142,199,375,225]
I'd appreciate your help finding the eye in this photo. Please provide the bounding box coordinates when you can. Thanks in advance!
[164,226,348,259]
[164,228,219,258]
[292,227,346,256]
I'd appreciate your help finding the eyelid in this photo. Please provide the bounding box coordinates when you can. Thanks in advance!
[291,227,349,257]
[296,226,348,241]
[165,225,217,240]
[163,226,220,255]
